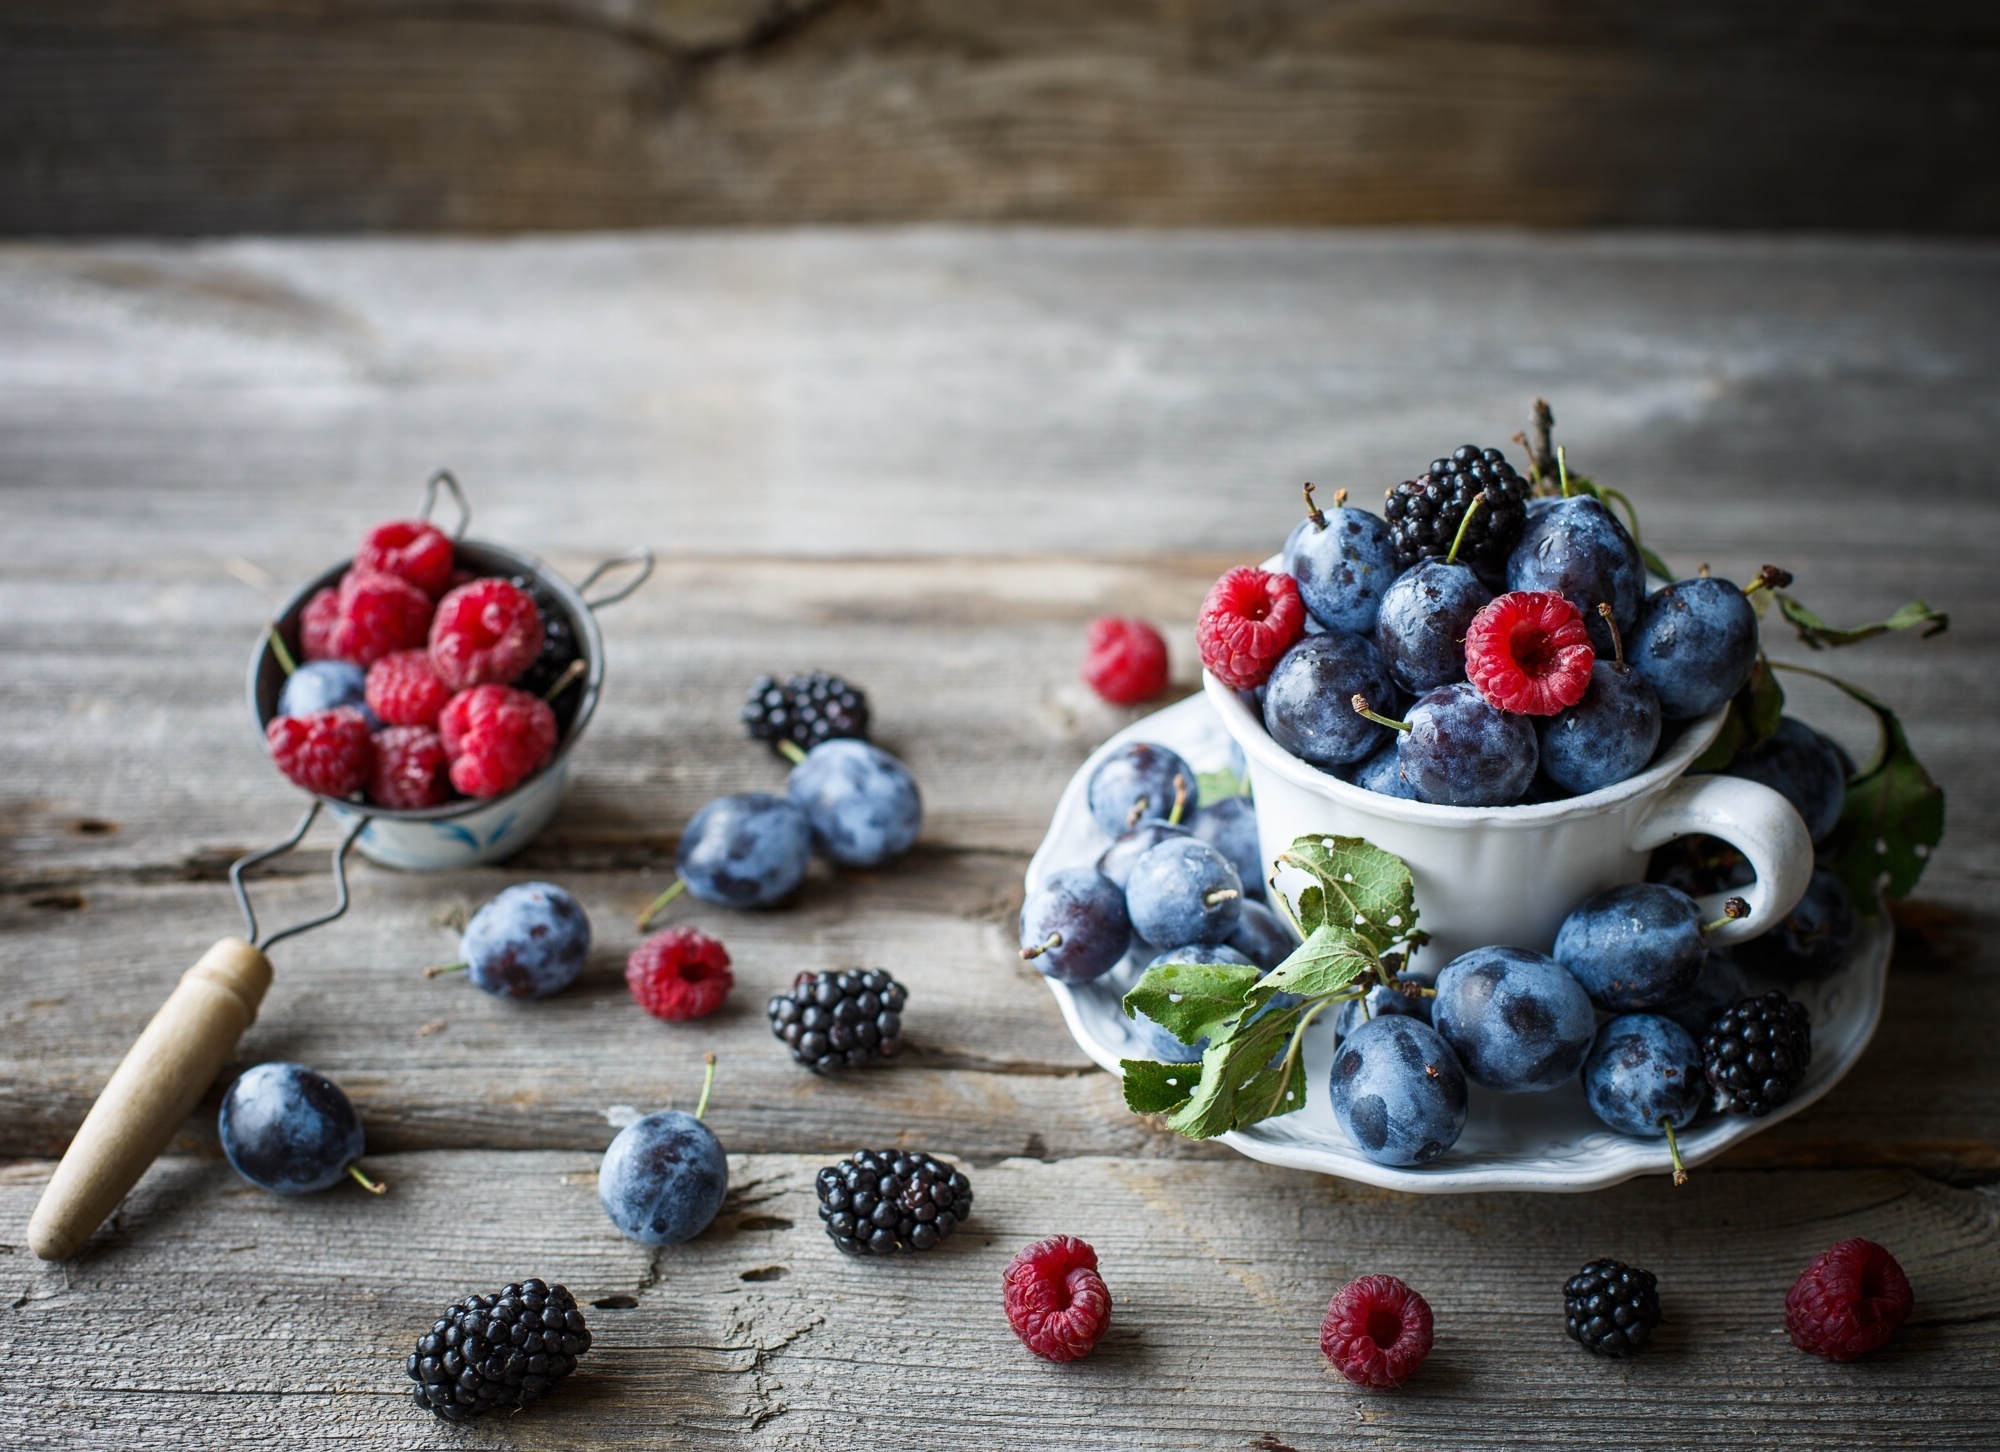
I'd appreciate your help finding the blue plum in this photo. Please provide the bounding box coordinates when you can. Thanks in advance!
[1096,820,1191,890]
[1735,868,1854,982]
[676,792,812,907]
[598,1108,728,1246]
[1332,975,1432,1043]
[1346,741,1419,800]
[1657,949,1751,1039]
[1539,661,1662,795]
[1283,493,1401,635]
[1374,560,1493,694]
[1227,897,1298,970]
[218,1062,368,1195]
[1629,576,1759,720]
[1125,837,1243,947]
[1582,1013,1704,1137]
[1019,866,1132,984]
[1329,1016,1468,1167]
[1722,717,1846,844]
[1262,631,1396,770]
[1555,882,1707,1011]
[1395,681,1538,806]
[1431,946,1596,1092]
[277,660,372,721]
[785,738,922,868]
[460,882,591,998]
[1507,496,1644,656]
[1087,742,1197,836]
[1190,795,1265,901]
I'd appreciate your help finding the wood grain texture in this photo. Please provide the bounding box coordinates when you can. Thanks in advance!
[2,1,1998,233]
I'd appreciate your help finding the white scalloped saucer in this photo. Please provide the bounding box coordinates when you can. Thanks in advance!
[1028,691,1891,1194]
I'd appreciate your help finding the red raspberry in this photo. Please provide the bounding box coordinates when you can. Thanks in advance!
[438,684,557,798]
[1003,1235,1111,1362]
[626,928,735,1021]
[1785,1238,1913,1361]
[367,725,451,809]
[330,569,434,667]
[299,586,342,661]
[429,577,545,691]
[355,518,455,598]
[1082,617,1170,705]
[1464,590,1595,715]
[365,649,452,727]
[1320,1274,1434,1388]
[1196,567,1307,690]
[266,707,374,798]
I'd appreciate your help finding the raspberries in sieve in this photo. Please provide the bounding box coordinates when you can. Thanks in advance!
[439,685,556,798]
[300,586,343,662]
[367,649,452,727]
[267,707,374,798]
[430,578,544,691]
[626,928,734,1022]
[1785,1238,1913,1361]
[331,569,435,667]
[1464,590,1595,715]
[1321,1274,1434,1388]
[1196,567,1308,690]
[356,518,455,598]
[1004,1235,1111,1362]
[369,725,451,810]
[1082,617,1170,705]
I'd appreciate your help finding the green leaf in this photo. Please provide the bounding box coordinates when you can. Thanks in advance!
[1638,544,1676,583]
[1162,1001,1310,1140]
[1121,958,1261,1046]
[1770,663,1945,912]
[1120,1057,1203,1116]
[1775,594,1949,651]
[1275,836,1418,955]
[1196,766,1251,804]
[1248,924,1375,1009]
[1689,654,1785,772]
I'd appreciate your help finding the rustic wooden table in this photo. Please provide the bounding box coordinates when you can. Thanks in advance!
[2,232,1996,1449]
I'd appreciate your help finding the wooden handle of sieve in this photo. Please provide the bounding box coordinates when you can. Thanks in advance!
[28,937,272,1261]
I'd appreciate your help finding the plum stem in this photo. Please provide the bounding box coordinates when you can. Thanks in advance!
[267,626,298,677]
[1597,602,1628,669]
[695,1052,717,1121]
[1743,564,1795,596]
[776,739,809,766]
[1020,931,1063,961]
[348,1163,389,1195]
[542,657,587,703]
[1702,897,1751,935]
[424,961,468,979]
[1662,1117,1689,1187]
[1445,494,1484,565]
[1302,481,1326,531]
[637,877,687,931]
[1167,774,1189,826]
[1203,888,1241,908]
[1557,445,1575,498]
[1350,695,1412,732]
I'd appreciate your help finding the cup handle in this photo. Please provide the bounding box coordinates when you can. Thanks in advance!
[1626,774,1814,947]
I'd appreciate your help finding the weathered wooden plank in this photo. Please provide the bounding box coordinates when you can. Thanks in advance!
[2,2,1996,233]
[2,1155,1996,1449]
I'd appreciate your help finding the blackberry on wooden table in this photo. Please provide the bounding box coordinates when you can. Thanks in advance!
[742,670,871,754]
[816,1149,973,1254]
[1563,1258,1662,1357]
[767,969,907,1072]
[1383,445,1531,574]
[408,1279,590,1422]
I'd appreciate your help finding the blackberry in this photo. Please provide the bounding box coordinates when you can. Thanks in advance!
[1382,445,1531,574]
[509,574,584,731]
[407,1279,589,1423]
[1702,990,1812,1116]
[767,968,907,1072]
[1563,1258,1662,1357]
[742,671,871,754]
[815,1148,972,1254]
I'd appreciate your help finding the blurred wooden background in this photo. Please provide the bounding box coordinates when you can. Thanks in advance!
[4,0,1996,235]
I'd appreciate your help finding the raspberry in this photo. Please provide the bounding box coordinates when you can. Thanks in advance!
[369,725,451,809]
[266,707,374,798]
[1320,1274,1434,1388]
[1082,617,1170,705]
[1196,567,1308,690]
[1004,1236,1111,1362]
[1785,1239,1913,1361]
[331,569,435,667]
[439,685,557,798]
[626,928,734,1021]
[366,649,453,727]
[355,518,455,598]
[1464,590,1595,715]
[430,578,545,691]
[300,586,342,661]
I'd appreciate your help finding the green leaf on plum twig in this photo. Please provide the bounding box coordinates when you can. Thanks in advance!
[1246,924,1374,1010]
[1276,835,1418,955]
[1774,595,1949,651]
[1162,1000,1311,1140]
[1119,1057,1205,1116]
[1196,766,1251,804]
[1689,654,1785,772]
[1121,958,1260,1047]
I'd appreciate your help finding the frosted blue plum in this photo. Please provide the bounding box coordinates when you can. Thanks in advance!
[1125,837,1243,947]
[677,793,812,907]
[1432,946,1596,1092]
[1190,795,1265,901]
[1629,576,1759,720]
[1506,497,1644,656]
[1396,681,1538,806]
[218,1062,366,1195]
[598,1109,728,1246]
[1347,742,1419,800]
[277,660,372,722]
[1555,882,1707,1011]
[1097,820,1191,890]
[1283,499,1401,635]
[1722,717,1846,844]
[1087,742,1197,836]
[1329,1016,1468,1167]
[1019,866,1131,984]
[1539,662,1662,795]
[461,882,591,998]
[1658,949,1751,1038]
[1262,631,1396,770]
[1227,898,1297,970]
[1374,560,1492,694]
[785,738,922,868]
[1582,1014,1704,1136]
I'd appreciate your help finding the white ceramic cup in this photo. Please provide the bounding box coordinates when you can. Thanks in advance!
[1205,670,1815,970]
